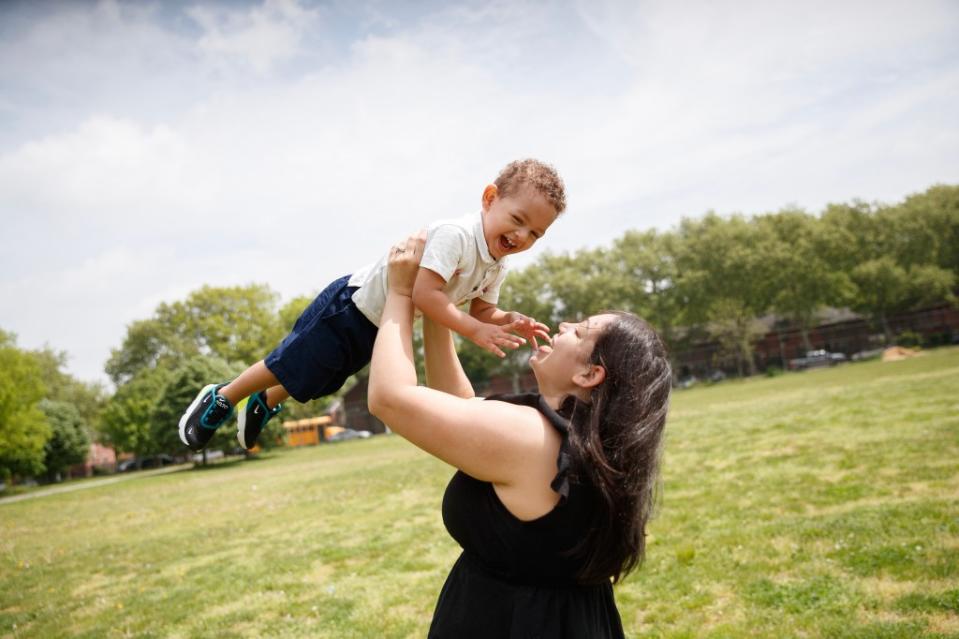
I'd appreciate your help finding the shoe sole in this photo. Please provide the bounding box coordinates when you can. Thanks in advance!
[237,400,251,449]
[179,383,218,447]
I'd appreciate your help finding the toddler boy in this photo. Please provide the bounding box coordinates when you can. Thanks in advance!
[179,159,565,451]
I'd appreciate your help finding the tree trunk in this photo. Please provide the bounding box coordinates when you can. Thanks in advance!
[744,345,757,377]
[800,326,813,353]
[740,331,757,377]
[880,313,893,344]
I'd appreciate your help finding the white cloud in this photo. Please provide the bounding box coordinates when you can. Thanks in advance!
[188,0,322,74]
[0,117,199,226]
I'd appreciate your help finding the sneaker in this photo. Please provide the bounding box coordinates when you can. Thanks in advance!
[237,390,282,450]
[178,383,234,451]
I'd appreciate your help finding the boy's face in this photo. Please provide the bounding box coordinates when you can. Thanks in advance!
[481,184,558,260]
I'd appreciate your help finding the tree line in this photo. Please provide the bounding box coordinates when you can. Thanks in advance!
[491,183,957,379]
[1,184,955,482]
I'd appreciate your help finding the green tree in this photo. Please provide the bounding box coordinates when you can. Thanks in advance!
[848,257,910,342]
[104,318,183,387]
[609,229,681,344]
[849,259,956,342]
[539,247,622,323]
[106,284,284,386]
[38,400,90,482]
[757,209,853,352]
[886,184,959,275]
[32,347,106,438]
[498,263,557,326]
[0,330,51,480]
[455,339,501,388]
[99,365,175,457]
[908,264,957,307]
[674,213,778,375]
[819,200,886,273]
[150,355,250,461]
[705,299,769,376]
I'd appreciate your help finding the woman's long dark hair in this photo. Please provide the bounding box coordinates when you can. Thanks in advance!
[565,311,671,584]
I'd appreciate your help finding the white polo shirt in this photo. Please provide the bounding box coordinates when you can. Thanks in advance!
[348,212,508,327]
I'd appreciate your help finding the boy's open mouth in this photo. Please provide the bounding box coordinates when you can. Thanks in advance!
[499,235,516,253]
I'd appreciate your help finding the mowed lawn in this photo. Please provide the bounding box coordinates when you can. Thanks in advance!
[2,348,958,639]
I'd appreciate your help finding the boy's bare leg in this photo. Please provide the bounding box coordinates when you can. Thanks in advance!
[264,385,290,409]
[219,361,285,405]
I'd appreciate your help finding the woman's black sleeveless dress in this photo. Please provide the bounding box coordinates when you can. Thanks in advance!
[428,393,625,639]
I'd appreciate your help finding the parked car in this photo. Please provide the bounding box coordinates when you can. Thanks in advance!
[788,349,847,370]
[327,428,372,443]
[707,370,726,383]
[118,454,177,472]
[117,458,139,472]
[139,454,176,469]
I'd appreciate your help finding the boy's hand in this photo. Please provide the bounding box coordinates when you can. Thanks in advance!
[469,322,526,358]
[503,312,551,351]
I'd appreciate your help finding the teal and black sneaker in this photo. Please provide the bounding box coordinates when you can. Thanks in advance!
[237,390,282,450]
[178,383,234,451]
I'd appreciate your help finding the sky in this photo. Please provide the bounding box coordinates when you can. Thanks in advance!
[1,0,957,387]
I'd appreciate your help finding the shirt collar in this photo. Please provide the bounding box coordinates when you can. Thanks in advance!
[473,210,502,265]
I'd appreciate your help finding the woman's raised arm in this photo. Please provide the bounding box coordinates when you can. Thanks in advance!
[368,233,555,487]
[423,316,475,399]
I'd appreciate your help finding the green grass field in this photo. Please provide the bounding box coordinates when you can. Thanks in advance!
[2,348,958,638]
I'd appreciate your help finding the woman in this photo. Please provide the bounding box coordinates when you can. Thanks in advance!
[368,233,671,638]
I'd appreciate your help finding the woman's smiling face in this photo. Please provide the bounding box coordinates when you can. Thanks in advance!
[530,314,615,390]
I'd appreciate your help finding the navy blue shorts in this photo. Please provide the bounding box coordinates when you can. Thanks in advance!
[265,275,378,403]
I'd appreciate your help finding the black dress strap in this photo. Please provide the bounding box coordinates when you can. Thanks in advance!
[484,392,573,500]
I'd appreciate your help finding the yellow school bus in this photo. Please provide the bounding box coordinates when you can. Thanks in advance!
[282,416,334,447]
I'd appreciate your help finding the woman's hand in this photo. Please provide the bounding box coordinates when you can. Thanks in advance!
[387,230,427,297]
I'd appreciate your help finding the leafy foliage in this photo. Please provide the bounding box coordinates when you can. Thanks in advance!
[149,355,247,456]
[498,184,959,375]
[105,284,284,386]
[99,365,175,457]
[31,347,106,436]
[38,400,90,481]
[0,331,51,479]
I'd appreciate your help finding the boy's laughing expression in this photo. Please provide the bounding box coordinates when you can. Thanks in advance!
[481,185,558,260]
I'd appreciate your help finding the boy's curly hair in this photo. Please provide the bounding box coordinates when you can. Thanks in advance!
[494,159,567,214]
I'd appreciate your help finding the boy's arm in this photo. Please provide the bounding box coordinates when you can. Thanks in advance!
[470,298,552,350]
[469,298,512,325]
[413,268,525,358]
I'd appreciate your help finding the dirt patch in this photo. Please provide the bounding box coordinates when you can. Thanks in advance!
[882,347,920,362]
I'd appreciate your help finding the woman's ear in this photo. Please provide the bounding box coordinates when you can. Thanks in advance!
[573,364,606,390]
[481,184,498,211]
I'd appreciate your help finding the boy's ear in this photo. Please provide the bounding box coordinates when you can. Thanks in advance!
[481,184,498,211]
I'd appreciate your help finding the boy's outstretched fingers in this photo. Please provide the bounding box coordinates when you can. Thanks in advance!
[529,327,551,350]
[505,315,551,350]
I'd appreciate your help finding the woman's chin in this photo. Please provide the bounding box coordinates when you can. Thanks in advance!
[529,345,552,364]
